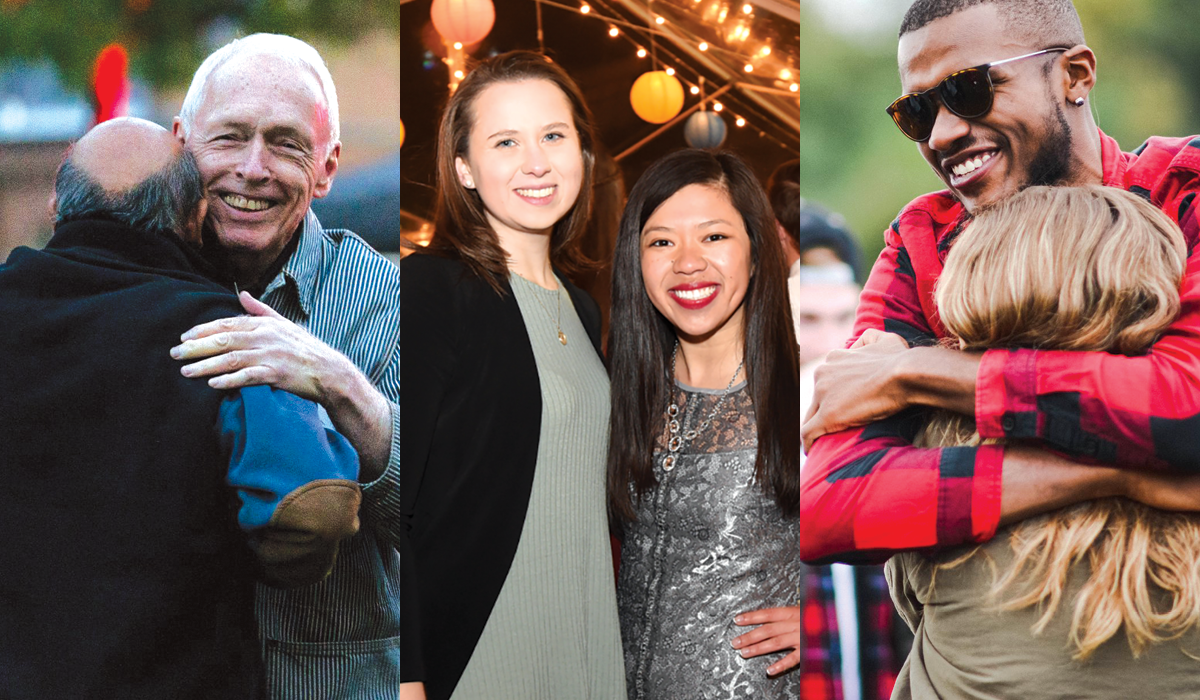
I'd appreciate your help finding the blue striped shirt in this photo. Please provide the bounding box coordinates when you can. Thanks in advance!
[255,210,402,700]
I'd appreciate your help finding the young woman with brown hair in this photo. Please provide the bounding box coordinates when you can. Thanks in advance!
[888,185,1200,699]
[399,51,624,700]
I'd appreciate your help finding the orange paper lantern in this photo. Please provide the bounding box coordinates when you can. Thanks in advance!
[630,71,684,124]
[431,0,495,46]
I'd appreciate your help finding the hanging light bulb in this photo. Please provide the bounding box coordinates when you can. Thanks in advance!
[789,83,798,92]
[744,64,753,73]
[689,85,700,95]
[609,26,619,37]
[780,68,792,80]
[655,15,665,24]
[453,42,463,50]
[743,3,753,13]
[760,46,771,56]
[735,117,746,127]
[580,3,591,13]
[713,102,724,111]
[665,67,676,76]
[637,47,647,58]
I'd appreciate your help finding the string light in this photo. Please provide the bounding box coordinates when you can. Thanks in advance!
[454,69,465,79]
[453,42,463,50]
[554,0,797,152]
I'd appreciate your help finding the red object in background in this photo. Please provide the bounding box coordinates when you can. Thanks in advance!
[92,44,130,124]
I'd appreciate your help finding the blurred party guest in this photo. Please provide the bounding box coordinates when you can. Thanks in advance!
[609,149,801,699]
[0,117,361,700]
[789,207,906,700]
[890,186,1200,699]
[167,34,402,699]
[400,51,625,700]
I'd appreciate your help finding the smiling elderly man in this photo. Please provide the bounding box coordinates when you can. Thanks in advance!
[802,0,1200,565]
[169,34,403,699]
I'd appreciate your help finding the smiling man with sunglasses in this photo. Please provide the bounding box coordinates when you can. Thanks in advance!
[801,0,1200,571]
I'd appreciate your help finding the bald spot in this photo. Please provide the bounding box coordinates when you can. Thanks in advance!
[70,117,181,194]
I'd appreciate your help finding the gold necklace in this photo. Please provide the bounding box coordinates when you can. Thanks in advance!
[519,274,567,345]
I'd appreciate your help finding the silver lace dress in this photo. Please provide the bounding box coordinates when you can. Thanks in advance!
[617,381,802,700]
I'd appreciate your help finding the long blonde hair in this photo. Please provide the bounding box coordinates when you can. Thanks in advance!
[917,185,1196,659]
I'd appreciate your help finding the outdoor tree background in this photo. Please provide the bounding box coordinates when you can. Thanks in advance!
[800,0,1200,265]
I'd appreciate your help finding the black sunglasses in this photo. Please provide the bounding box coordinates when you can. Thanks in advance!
[886,48,1069,142]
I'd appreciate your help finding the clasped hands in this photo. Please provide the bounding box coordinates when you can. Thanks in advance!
[802,329,913,451]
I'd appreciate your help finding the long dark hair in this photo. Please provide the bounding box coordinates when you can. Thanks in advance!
[427,50,599,292]
[607,149,800,525]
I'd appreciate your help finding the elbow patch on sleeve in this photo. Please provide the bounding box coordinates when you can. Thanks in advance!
[225,386,361,531]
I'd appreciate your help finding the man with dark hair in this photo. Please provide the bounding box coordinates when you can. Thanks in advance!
[0,117,363,699]
[802,0,1200,576]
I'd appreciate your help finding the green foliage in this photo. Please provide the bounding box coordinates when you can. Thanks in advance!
[0,0,399,91]
[799,0,1199,266]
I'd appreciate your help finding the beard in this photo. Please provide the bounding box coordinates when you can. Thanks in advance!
[1024,102,1074,189]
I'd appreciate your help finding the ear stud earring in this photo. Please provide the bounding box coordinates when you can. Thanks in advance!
[1074,97,1085,107]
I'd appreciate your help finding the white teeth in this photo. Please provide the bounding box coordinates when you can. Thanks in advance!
[951,152,993,178]
[672,286,717,301]
[221,194,271,211]
[516,187,554,198]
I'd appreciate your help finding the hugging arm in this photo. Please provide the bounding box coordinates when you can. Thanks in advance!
[219,385,362,588]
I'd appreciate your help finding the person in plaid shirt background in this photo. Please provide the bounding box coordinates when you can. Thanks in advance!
[801,0,1200,635]
[772,163,909,700]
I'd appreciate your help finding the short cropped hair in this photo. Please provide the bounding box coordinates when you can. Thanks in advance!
[55,148,204,237]
[177,33,339,154]
[899,0,1084,48]
[767,159,799,246]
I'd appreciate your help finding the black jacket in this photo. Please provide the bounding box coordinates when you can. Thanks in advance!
[399,253,603,700]
[0,219,268,699]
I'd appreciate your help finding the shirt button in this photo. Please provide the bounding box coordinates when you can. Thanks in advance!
[1001,416,1016,432]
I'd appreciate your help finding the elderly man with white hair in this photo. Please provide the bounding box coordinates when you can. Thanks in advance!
[169,34,403,699]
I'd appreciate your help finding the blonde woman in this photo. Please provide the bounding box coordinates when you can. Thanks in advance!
[887,186,1200,699]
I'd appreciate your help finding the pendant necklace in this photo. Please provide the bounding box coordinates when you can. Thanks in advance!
[661,340,744,472]
[520,274,568,345]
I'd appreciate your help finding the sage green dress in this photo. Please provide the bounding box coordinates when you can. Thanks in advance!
[450,274,626,700]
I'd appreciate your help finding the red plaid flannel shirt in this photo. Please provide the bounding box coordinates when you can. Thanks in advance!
[801,130,1200,564]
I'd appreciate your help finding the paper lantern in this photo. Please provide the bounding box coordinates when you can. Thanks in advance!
[431,0,495,46]
[399,118,406,149]
[630,71,684,124]
[684,111,727,149]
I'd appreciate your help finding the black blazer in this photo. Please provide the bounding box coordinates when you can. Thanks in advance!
[399,253,603,700]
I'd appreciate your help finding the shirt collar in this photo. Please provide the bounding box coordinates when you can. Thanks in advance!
[262,209,323,319]
[1097,128,1128,188]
